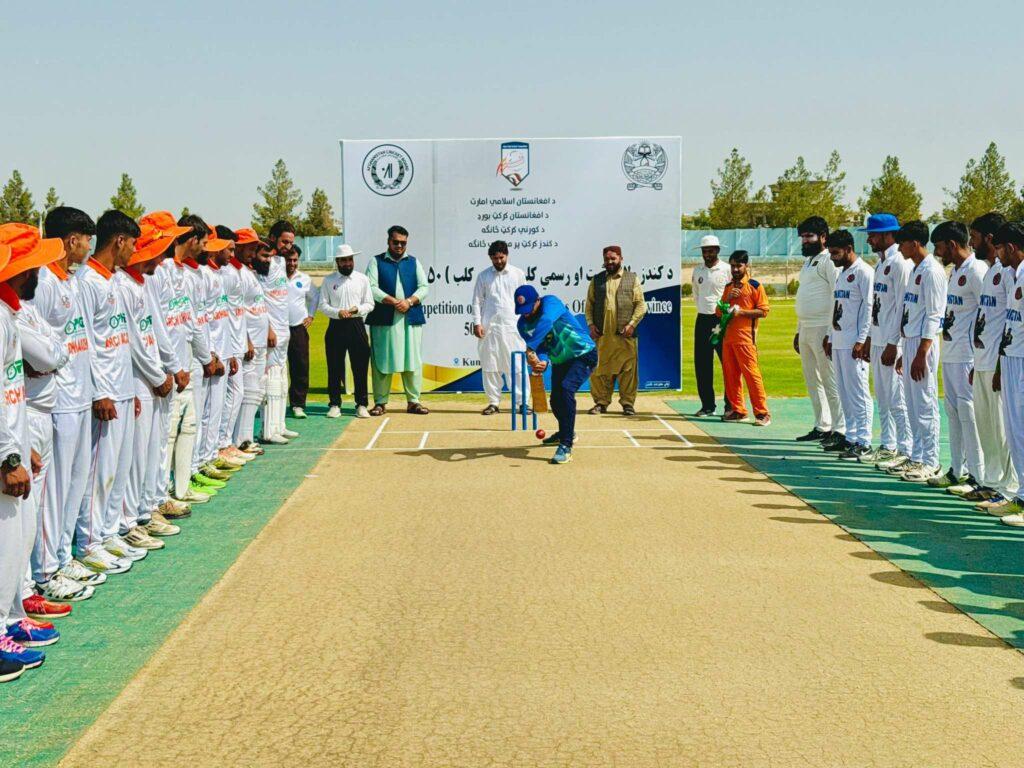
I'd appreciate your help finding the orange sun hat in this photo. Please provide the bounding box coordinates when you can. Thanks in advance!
[0,244,10,276]
[130,211,192,266]
[204,225,231,253]
[234,228,264,246]
[0,223,65,282]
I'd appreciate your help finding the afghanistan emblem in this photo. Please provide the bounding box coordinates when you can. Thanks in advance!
[497,142,530,187]
[362,144,414,197]
[622,141,667,190]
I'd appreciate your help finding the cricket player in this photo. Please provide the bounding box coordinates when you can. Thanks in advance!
[824,230,874,460]
[233,229,269,454]
[259,223,295,442]
[515,284,597,464]
[893,221,947,483]
[968,213,1018,507]
[860,214,912,471]
[215,226,253,464]
[991,222,1024,522]
[794,216,844,446]
[929,221,987,493]
[471,240,527,415]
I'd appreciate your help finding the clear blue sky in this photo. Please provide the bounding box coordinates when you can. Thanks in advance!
[2,0,1020,227]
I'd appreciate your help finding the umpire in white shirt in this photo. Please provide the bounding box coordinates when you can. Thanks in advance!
[794,216,844,446]
[691,235,732,416]
[318,244,374,419]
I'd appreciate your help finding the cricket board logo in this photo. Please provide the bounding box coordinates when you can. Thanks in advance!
[362,144,414,197]
[622,141,667,191]
[497,142,530,187]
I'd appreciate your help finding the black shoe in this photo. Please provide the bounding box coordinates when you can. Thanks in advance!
[0,657,25,683]
[622,405,636,416]
[692,407,715,417]
[819,431,842,448]
[839,444,871,462]
[481,404,499,415]
[796,428,827,442]
[823,436,850,453]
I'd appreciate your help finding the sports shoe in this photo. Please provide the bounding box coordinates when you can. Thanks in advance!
[291,406,307,419]
[193,471,227,488]
[927,468,965,488]
[823,437,851,453]
[820,432,846,450]
[57,560,107,585]
[281,428,299,439]
[210,459,241,474]
[963,486,999,503]
[23,594,72,620]
[6,619,60,648]
[355,405,370,419]
[80,546,132,575]
[753,414,771,427]
[0,634,44,669]
[902,464,943,483]
[881,456,912,474]
[123,526,165,551]
[839,444,872,462]
[103,535,148,562]
[986,497,1024,517]
[225,446,252,463]
[261,434,289,444]
[721,411,746,422]
[199,464,231,482]
[692,407,714,417]
[238,440,265,455]
[217,451,247,467]
[550,445,573,465]
[37,574,93,602]
[865,447,897,464]
[542,431,576,446]
[0,657,24,683]
[1000,506,1024,526]
[159,499,193,517]
[947,478,980,497]
[177,485,211,504]
[796,428,829,442]
[145,513,180,537]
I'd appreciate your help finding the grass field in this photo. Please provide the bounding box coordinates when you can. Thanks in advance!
[304,299,806,402]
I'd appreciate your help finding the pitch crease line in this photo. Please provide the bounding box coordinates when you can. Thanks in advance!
[418,432,429,449]
[364,417,390,450]
[655,414,694,447]
[623,430,641,447]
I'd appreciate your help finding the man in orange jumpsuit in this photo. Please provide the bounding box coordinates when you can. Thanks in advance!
[716,250,771,426]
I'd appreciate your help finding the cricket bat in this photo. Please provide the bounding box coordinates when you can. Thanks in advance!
[529,374,549,413]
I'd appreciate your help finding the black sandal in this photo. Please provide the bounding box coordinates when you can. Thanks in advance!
[369,404,386,416]
[407,402,430,415]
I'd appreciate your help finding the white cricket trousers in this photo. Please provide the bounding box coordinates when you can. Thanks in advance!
[973,369,1017,498]
[236,346,267,446]
[942,361,983,481]
[798,323,844,433]
[200,372,228,464]
[123,396,165,530]
[27,408,54,584]
[833,350,872,448]
[78,398,135,550]
[147,393,172,511]
[164,382,197,499]
[0,495,30,634]
[1000,356,1024,501]
[220,367,244,449]
[50,409,91,574]
[190,369,211,474]
[902,337,941,467]
[870,343,911,455]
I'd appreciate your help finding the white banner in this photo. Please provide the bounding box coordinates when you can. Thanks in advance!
[340,137,682,391]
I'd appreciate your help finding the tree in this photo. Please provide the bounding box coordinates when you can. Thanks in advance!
[858,155,922,224]
[43,186,61,213]
[109,173,145,219]
[0,170,39,225]
[942,142,1018,223]
[252,159,303,235]
[765,151,851,228]
[1011,188,1024,222]
[707,148,766,228]
[180,206,191,219]
[299,187,341,236]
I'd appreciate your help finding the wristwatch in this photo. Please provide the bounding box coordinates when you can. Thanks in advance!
[2,454,21,471]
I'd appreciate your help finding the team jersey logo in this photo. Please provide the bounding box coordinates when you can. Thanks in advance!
[698,277,703,284]
[884,265,891,276]
[109,312,127,329]
[847,274,854,283]
[958,275,967,287]
[64,316,86,336]
[5,359,23,381]
[994,273,1002,286]
[139,315,152,332]
[915,274,922,285]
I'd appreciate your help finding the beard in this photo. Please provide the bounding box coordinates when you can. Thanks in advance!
[22,271,39,300]
[253,259,270,276]
[339,265,354,276]
[801,242,823,257]
[605,262,621,274]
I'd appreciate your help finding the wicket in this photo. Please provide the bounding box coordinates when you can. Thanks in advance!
[510,351,539,431]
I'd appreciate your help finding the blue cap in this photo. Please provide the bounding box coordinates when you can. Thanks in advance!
[514,284,539,314]
[859,213,900,233]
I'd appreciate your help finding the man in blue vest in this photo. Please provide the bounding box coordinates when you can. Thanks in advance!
[365,225,430,415]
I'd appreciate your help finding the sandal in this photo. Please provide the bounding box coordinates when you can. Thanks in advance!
[407,402,430,415]
[369,404,386,416]
[588,404,607,415]
[622,405,636,416]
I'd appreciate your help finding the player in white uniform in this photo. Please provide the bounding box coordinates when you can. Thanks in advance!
[75,211,148,571]
[233,230,270,454]
[928,222,987,494]
[893,221,947,483]
[967,213,1018,508]
[823,230,874,461]
[259,221,295,443]
[991,223,1024,522]
[214,227,253,465]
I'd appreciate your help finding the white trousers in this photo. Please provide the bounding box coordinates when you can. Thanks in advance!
[798,323,844,433]
[0,495,30,632]
[973,369,1017,498]
[902,337,940,467]
[51,409,91,572]
[78,397,135,550]
[27,408,54,584]
[147,394,172,511]
[870,343,911,455]
[220,366,244,449]
[942,361,983,480]
[190,370,211,473]
[200,372,228,463]
[236,346,267,446]
[1000,356,1024,501]
[165,382,197,499]
[124,397,164,530]
[834,350,872,448]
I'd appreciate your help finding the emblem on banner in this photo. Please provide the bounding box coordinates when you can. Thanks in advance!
[622,141,667,190]
[497,142,530,187]
[362,144,414,196]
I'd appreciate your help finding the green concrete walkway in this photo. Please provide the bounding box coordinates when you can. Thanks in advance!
[0,405,350,768]
[673,398,1024,650]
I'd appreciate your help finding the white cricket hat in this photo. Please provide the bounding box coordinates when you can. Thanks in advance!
[698,235,721,249]
[334,244,361,259]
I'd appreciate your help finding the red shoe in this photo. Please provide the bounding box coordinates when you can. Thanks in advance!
[23,593,72,620]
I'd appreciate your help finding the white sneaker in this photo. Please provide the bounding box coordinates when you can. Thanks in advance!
[292,407,306,419]
[57,559,107,585]
[175,488,211,504]
[281,428,299,439]
[902,464,942,483]
[123,526,165,551]
[81,546,132,575]
[879,455,911,473]
[37,574,94,602]
[356,405,370,419]
[326,406,341,419]
[1001,513,1024,527]
[104,535,148,562]
[263,434,289,445]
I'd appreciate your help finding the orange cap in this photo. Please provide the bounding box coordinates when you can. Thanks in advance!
[0,244,10,276]
[204,225,231,253]
[138,211,193,238]
[234,228,263,245]
[130,211,192,266]
[0,223,64,282]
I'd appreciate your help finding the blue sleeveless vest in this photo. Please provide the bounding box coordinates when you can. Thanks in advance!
[366,253,426,326]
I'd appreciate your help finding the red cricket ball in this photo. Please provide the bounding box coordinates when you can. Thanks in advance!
[535,429,546,440]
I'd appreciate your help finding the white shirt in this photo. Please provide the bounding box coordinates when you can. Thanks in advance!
[692,261,731,315]
[220,259,247,358]
[318,270,374,320]
[287,270,318,327]
[116,269,168,401]
[1002,262,1024,359]
[901,255,947,341]
[153,259,211,372]
[974,259,1011,372]
[829,257,873,350]
[941,254,986,364]
[869,244,911,348]
[796,252,839,326]
[471,264,526,330]
[258,255,290,332]
[0,295,29,461]
[76,259,134,402]
[201,263,231,359]
[18,300,68,413]
[240,265,269,345]
[32,266,93,413]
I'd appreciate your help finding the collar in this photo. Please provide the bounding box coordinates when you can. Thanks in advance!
[183,258,200,270]
[206,260,220,271]
[86,257,114,280]
[47,263,70,281]
[385,252,406,262]
[884,244,900,261]
[122,266,145,285]
[230,258,243,270]
[0,283,20,312]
